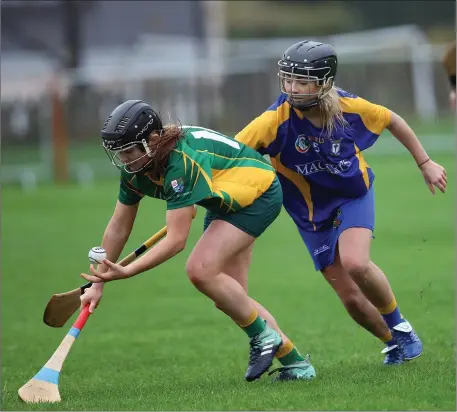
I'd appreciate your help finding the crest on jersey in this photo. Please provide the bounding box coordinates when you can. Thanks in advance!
[171,177,185,193]
[295,135,310,153]
[330,141,341,156]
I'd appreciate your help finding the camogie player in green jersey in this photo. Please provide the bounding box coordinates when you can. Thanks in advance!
[80,100,316,382]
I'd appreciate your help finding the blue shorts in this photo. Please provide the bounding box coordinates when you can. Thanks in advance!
[298,186,375,271]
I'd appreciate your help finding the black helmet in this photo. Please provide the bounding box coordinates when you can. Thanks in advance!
[278,40,338,110]
[100,100,163,173]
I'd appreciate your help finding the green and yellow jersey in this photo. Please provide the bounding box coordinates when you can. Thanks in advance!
[118,126,276,213]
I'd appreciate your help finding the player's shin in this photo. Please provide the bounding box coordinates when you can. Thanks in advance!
[187,271,282,381]
[188,270,257,326]
[341,293,393,342]
[360,262,404,329]
[251,300,305,366]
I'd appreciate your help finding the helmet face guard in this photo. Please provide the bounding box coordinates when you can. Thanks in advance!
[278,61,334,110]
[103,139,153,174]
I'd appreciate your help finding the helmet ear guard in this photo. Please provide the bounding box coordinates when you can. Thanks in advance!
[141,139,153,157]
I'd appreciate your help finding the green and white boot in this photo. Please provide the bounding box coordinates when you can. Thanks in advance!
[269,354,316,382]
[244,325,282,382]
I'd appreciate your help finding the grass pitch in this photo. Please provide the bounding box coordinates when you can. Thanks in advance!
[1,153,455,410]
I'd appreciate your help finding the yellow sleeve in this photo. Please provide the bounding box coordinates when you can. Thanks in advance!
[235,99,290,153]
[340,96,391,135]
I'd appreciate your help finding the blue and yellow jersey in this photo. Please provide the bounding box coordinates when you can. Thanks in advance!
[235,89,391,231]
[119,126,276,213]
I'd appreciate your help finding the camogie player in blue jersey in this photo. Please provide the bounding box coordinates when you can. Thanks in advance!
[235,40,447,365]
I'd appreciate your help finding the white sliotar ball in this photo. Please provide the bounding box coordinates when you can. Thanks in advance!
[88,247,107,264]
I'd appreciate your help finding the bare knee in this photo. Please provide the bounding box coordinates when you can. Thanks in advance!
[321,260,367,311]
[186,257,214,287]
[340,255,370,278]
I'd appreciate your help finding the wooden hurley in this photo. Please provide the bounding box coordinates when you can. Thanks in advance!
[18,306,91,403]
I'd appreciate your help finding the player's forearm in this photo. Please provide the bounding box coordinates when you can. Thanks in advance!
[97,216,133,276]
[387,111,429,166]
[124,236,186,277]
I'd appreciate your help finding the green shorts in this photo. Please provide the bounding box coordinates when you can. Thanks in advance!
[203,176,283,238]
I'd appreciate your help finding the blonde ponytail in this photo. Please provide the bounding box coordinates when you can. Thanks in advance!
[318,86,348,137]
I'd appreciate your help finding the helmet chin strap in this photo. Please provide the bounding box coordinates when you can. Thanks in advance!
[127,157,155,174]
[287,78,334,111]
[288,98,320,111]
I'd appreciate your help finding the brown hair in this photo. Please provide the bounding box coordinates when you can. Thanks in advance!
[147,124,183,176]
[318,85,348,136]
[443,41,456,77]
